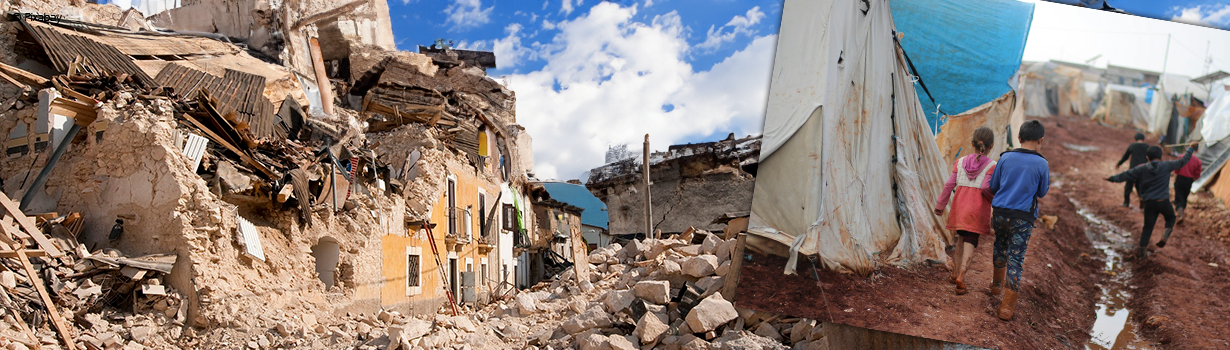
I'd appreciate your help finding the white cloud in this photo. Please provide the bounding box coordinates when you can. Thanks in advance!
[493,23,534,68]
[444,0,494,31]
[453,39,490,51]
[542,19,556,30]
[508,3,775,179]
[1171,4,1230,29]
[561,0,583,15]
[694,6,765,53]
[644,0,654,8]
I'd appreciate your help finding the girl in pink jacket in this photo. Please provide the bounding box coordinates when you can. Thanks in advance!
[935,127,996,295]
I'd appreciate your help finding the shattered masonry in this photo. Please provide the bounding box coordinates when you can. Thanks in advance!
[586,134,760,236]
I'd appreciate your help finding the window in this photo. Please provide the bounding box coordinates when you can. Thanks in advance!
[478,192,487,236]
[406,246,422,296]
[502,204,516,231]
[447,176,457,235]
[407,255,420,287]
[481,263,488,285]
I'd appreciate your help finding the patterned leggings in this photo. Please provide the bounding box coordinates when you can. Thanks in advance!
[992,216,1035,292]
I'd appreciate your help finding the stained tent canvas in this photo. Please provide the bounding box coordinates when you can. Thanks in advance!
[747,0,954,276]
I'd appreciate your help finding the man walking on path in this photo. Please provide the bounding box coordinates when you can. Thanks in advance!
[1116,133,1150,207]
[1173,147,1202,223]
[1105,146,1195,259]
[986,120,1050,321]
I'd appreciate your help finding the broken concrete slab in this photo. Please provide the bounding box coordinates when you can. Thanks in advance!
[635,313,669,345]
[681,255,719,278]
[685,292,738,334]
[633,280,671,305]
[561,307,613,334]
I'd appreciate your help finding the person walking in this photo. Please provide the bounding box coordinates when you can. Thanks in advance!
[1105,146,1195,258]
[1173,146,1202,223]
[986,120,1050,321]
[935,127,997,296]
[1116,133,1150,207]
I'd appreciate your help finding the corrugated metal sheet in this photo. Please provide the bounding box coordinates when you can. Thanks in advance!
[156,63,275,139]
[21,19,157,87]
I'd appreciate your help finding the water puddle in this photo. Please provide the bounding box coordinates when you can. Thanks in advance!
[1071,198,1153,350]
[1064,143,1102,152]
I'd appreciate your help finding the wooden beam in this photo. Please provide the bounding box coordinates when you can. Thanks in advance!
[0,194,64,258]
[0,249,46,258]
[15,250,77,350]
[179,113,276,179]
[721,233,747,303]
[0,61,49,87]
[308,37,334,115]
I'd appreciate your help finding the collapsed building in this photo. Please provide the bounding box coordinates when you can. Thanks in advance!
[586,134,759,238]
[0,0,579,348]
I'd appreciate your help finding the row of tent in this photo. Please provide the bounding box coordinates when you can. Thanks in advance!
[747,0,1230,276]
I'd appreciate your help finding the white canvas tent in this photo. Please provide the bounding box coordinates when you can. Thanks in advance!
[748,0,950,276]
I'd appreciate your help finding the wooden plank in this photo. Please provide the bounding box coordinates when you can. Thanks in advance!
[0,249,46,258]
[15,250,77,350]
[721,233,747,302]
[0,194,64,258]
[0,60,48,87]
[179,113,276,179]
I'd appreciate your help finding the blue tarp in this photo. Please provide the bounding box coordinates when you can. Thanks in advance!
[888,0,1035,132]
[541,182,608,229]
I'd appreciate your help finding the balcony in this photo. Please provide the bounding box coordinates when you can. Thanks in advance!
[444,206,471,250]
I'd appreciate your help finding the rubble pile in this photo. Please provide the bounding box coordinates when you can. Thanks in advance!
[0,1,532,348]
[359,230,823,350]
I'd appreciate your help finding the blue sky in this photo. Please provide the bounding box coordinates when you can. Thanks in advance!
[389,0,783,180]
[1043,0,1230,30]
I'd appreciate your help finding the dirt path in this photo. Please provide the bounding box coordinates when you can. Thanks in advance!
[736,144,1105,349]
[1039,116,1230,350]
[736,116,1230,349]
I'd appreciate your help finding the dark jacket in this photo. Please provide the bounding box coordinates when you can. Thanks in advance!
[1117,142,1150,168]
[1107,149,1193,202]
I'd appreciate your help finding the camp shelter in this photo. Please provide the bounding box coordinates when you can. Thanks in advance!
[748,0,966,276]
[887,0,1034,133]
[1020,61,1092,118]
[1093,84,1152,130]
[934,91,1024,163]
[885,0,1033,163]
[1191,91,1230,206]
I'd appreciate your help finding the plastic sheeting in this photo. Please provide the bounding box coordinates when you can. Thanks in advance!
[1094,84,1151,130]
[934,91,1022,163]
[888,0,1034,131]
[749,0,950,276]
[1192,93,1230,193]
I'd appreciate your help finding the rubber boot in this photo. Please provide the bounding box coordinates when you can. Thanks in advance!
[1157,227,1173,248]
[1137,245,1149,259]
[998,288,1018,321]
[1176,208,1185,224]
[989,267,1006,296]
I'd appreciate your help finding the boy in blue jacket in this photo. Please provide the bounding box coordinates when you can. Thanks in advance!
[986,120,1050,321]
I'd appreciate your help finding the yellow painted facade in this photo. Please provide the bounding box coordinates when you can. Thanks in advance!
[380,165,499,313]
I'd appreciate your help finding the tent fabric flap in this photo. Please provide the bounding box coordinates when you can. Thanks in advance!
[888,0,1034,131]
[748,0,949,276]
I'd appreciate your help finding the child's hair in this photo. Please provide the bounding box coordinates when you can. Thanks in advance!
[1134,133,1145,141]
[1147,145,1162,160]
[1019,120,1045,142]
[972,127,995,154]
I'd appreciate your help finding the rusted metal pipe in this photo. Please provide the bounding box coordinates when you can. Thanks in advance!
[309,37,334,115]
[19,123,80,210]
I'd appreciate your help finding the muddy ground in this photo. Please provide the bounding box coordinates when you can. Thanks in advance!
[737,150,1105,348]
[1042,116,1230,350]
[736,116,1230,350]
